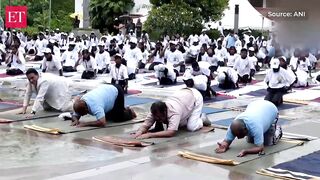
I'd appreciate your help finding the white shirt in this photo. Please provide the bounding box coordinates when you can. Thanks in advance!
[155,64,176,82]
[78,56,97,72]
[188,45,201,56]
[215,47,228,60]
[153,52,165,64]
[164,49,184,66]
[227,54,240,67]
[192,61,211,77]
[141,50,150,64]
[193,75,208,91]
[234,57,254,77]
[62,50,78,67]
[23,74,72,112]
[124,47,143,74]
[248,55,258,67]
[110,64,128,80]
[35,39,48,56]
[265,68,296,89]
[205,54,221,66]
[9,52,25,72]
[218,67,238,84]
[199,34,210,45]
[95,51,111,70]
[42,55,62,74]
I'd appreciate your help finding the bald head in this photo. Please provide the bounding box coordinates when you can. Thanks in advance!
[230,119,248,139]
[73,99,88,116]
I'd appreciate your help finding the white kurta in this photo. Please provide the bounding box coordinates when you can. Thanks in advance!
[23,74,73,112]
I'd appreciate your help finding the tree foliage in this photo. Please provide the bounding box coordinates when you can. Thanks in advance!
[89,0,135,33]
[150,0,229,22]
[144,3,203,39]
[1,0,74,32]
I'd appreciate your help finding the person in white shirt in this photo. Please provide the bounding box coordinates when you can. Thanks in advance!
[279,56,307,87]
[148,42,165,70]
[42,48,63,76]
[217,67,239,89]
[138,42,150,69]
[96,42,111,74]
[234,48,255,84]
[248,47,259,71]
[218,21,224,37]
[197,47,208,62]
[123,37,143,79]
[264,58,296,106]
[5,45,25,75]
[226,46,240,68]
[205,47,222,73]
[20,68,73,116]
[154,64,177,85]
[215,40,228,66]
[75,49,97,79]
[187,39,201,59]
[61,42,78,72]
[110,54,129,93]
[34,32,48,61]
[199,31,210,46]
[164,41,184,75]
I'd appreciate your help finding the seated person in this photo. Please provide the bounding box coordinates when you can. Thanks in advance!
[72,84,137,127]
[233,48,255,84]
[279,56,307,88]
[21,68,73,116]
[41,48,63,76]
[5,45,25,75]
[264,58,296,106]
[61,42,78,72]
[154,64,177,85]
[133,88,210,139]
[183,71,216,99]
[217,67,239,89]
[216,100,282,157]
[110,54,129,93]
[75,49,97,79]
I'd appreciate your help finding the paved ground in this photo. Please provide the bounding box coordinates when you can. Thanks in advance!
[0,65,320,180]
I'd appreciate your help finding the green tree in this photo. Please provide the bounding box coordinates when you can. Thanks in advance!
[89,0,135,33]
[144,3,203,40]
[150,0,228,22]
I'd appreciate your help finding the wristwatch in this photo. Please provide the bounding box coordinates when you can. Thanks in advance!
[31,111,36,115]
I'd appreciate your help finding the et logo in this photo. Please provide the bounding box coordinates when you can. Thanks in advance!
[5,6,28,28]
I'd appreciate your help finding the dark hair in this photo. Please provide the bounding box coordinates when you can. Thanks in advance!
[191,61,199,69]
[240,48,248,53]
[82,49,89,55]
[316,75,320,82]
[150,101,167,115]
[26,68,39,76]
[184,79,195,88]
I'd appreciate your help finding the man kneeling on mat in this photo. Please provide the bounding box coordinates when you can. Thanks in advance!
[215,100,282,157]
[133,88,211,139]
[72,84,137,127]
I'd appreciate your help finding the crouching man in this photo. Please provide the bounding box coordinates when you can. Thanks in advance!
[133,88,211,139]
[215,100,282,157]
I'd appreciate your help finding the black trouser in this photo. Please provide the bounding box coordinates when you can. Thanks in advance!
[98,68,109,74]
[6,69,23,75]
[238,74,252,83]
[316,75,320,82]
[138,62,145,69]
[148,62,162,70]
[265,87,285,107]
[209,65,218,73]
[159,77,175,85]
[128,73,136,80]
[34,55,44,61]
[111,79,127,93]
[63,66,76,72]
[81,71,95,79]
[105,84,133,122]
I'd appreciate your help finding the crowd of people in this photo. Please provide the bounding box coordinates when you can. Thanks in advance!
[1,25,319,157]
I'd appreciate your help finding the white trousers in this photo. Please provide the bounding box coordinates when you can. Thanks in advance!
[186,88,204,132]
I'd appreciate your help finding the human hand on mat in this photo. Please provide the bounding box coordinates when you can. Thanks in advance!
[215,141,229,153]
[25,114,35,119]
[237,150,247,157]
[135,133,151,139]
[70,120,80,126]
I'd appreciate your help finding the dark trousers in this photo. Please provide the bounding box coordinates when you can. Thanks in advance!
[148,62,162,71]
[98,68,109,74]
[6,69,23,75]
[138,62,145,69]
[34,55,44,61]
[111,79,127,93]
[81,71,95,79]
[63,66,76,72]
[238,74,252,83]
[265,87,285,107]
[105,84,133,122]
[159,77,176,85]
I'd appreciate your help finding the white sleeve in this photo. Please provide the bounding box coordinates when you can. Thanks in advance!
[23,83,33,107]
[54,58,62,70]
[122,66,129,79]
[264,70,270,84]
[32,80,50,112]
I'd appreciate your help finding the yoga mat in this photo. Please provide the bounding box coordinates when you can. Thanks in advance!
[278,103,301,110]
[284,122,320,138]
[210,85,235,93]
[212,117,290,128]
[245,89,267,97]
[143,81,184,87]
[127,89,142,95]
[24,112,149,134]
[204,94,236,103]
[0,73,10,78]
[312,97,320,103]
[93,126,215,146]
[202,107,228,114]
[0,107,61,123]
[257,150,320,179]
[180,139,303,165]
[125,96,157,106]
[0,101,22,112]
